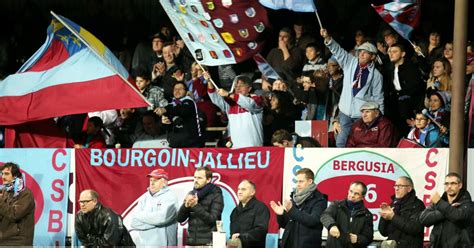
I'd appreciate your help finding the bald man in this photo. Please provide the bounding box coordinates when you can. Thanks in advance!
[75,189,134,246]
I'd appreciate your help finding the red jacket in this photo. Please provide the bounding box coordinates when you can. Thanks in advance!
[346,116,397,148]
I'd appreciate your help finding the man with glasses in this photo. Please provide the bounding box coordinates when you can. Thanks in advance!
[0,162,35,245]
[378,176,425,248]
[75,189,134,246]
[420,172,472,247]
[321,181,373,248]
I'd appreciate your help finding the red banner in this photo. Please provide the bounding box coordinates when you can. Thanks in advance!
[75,147,284,236]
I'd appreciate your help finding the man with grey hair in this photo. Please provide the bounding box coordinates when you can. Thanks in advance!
[345,102,397,147]
[420,172,472,248]
[320,28,384,148]
[378,176,425,248]
[207,74,263,148]
[75,189,134,246]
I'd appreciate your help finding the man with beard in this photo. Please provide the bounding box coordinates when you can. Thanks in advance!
[270,168,327,248]
[420,172,472,247]
[378,176,425,248]
[0,162,35,245]
[229,180,269,248]
[177,167,224,245]
[321,181,373,248]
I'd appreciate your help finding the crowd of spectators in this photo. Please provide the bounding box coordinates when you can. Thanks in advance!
[1,10,473,149]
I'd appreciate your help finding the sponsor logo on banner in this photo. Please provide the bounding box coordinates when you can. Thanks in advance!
[232,47,243,56]
[195,49,204,60]
[203,12,212,21]
[223,49,232,58]
[190,5,198,13]
[178,5,187,14]
[209,50,218,59]
[210,33,219,42]
[248,41,257,49]
[198,33,206,43]
[199,20,209,28]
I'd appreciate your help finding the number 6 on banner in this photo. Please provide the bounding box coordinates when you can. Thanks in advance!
[365,184,377,203]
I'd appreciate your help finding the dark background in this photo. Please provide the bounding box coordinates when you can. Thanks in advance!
[0,0,472,76]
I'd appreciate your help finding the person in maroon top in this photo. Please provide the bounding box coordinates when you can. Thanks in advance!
[346,102,398,148]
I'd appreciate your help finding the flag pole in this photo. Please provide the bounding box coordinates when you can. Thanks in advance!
[50,11,152,107]
[314,11,323,29]
[196,61,220,90]
[408,40,425,58]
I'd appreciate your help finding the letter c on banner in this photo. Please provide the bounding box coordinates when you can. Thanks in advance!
[425,148,438,167]
[52,149,67,171]
[292,147,304,162]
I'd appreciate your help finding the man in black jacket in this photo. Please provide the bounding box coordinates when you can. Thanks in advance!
[378,176,425,248]
[177,167,224,245]
[75,189,134,247]
[383,43,424,136]
[420,172,472,248]
[270,168,327,248]
[321,180,373,248]
[229,180,269,248]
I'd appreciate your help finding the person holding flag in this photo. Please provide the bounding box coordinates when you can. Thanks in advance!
[320,28,384,148]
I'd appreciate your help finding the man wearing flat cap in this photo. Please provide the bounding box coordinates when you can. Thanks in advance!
[320,28,384,148]
[129,169,178,247]
[346,102,397,147]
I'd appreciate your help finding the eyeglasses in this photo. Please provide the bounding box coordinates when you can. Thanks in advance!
[393,185,410,189]
[79,199,93,205]
[444,182,459,186]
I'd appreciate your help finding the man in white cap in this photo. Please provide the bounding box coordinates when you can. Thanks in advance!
[320,29,384,148]
[346,102,397,148]
[129,169,178,247]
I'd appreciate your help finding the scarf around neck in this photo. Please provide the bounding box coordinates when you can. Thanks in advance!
[192,183,216,199]
[292,183,316,207]
[0,177,25,197]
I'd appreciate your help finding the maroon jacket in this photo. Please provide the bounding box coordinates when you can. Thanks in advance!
[346,116,398,148]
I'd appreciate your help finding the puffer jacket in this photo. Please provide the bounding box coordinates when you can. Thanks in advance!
[230,197,269,248]
[0,188,35,245]
[378,190,425,248]
[278,189,328,248]
[321,200,374,248]
[177,184,224,245]
[75,203,135,247]
[420,190,472,248]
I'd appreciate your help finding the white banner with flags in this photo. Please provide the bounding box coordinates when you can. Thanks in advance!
[282,148,449,240]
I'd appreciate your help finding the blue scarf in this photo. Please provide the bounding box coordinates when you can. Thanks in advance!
[0,177,25,197]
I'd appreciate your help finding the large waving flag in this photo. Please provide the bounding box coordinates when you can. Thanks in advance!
[0,12,150,126]
[160,0,269,66]
[258,0,316,12]
[372,0,421,40]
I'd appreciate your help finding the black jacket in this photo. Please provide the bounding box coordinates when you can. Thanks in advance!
[277,189,328,248]
[75,203,135,247]
[320,200,374,248]
[378,191,425,248]
[230,197,270,248]
[420,190,472,248]
[177,184,224,245]
[164,97,204,148]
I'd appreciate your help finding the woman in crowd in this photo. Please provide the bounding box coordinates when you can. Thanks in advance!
[426,58,452,92]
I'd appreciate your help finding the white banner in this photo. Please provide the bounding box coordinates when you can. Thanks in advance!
[282,148,449,240]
